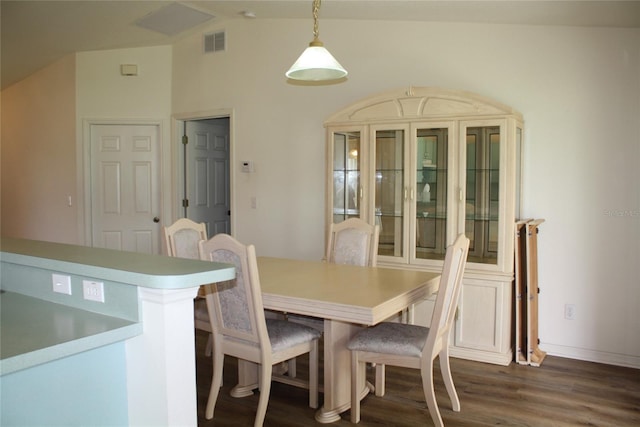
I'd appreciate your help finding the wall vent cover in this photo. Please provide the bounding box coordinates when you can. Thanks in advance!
[204,31,226,53]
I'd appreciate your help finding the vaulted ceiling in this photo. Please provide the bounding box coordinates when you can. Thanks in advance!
[2,0,639,89]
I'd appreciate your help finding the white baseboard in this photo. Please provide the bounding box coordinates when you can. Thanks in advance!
[541,342,640,369]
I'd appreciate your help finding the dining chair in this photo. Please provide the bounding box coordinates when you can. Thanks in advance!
[347,234,470,426]
[326,217,380,268]
[199,233,321,426]
[289,218,380,328]
[163,218,212,355]
[163,218,207,259]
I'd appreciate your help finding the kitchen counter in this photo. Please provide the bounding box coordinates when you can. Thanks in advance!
[0,291,141,375]
[0,237,235,426]
[1,237,232,289]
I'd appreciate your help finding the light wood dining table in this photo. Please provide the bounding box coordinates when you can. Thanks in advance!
[229,257,440,423]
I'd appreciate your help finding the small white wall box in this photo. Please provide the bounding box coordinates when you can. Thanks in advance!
[120,64,138,76]
[241,161,254,173]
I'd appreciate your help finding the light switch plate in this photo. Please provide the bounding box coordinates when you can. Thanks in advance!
[52,274,72,295]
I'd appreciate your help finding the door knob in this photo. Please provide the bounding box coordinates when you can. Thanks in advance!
[153,217,160,223]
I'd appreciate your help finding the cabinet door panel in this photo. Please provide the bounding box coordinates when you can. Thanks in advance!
[465,126,501,264]
[454,279,512,360]
[454,279,507,352]
[374,128,406,259]
[332,131,362,222]
[415,127,449,260]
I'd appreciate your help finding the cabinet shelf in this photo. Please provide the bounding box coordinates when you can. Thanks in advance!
[375,212,403,218]
[333,209,361,215]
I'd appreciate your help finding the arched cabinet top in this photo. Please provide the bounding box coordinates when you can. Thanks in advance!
[324,86,523,126]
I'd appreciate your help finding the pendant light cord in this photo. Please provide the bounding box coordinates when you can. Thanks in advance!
[312,0,320,42]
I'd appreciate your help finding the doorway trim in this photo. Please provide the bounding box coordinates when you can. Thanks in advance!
[81,118,168,248]
[171,109,235,236]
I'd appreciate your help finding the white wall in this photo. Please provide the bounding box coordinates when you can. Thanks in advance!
[1,55,77,243]
[75,46,173,244]
[171,19,640,367]
[2,17,638,368]
[0,46,174,245]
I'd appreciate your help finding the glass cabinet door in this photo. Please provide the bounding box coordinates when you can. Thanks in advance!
[465,126,501,264]
[414,127,449,260]
[374,127,406,259]
[332,131,362,223]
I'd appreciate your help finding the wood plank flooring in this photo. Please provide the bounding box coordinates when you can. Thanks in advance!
[195,330,640,426]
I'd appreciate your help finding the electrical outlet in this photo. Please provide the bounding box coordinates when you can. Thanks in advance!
[83,280,105,303]
[564,304,576,320]
[52,274,72,295]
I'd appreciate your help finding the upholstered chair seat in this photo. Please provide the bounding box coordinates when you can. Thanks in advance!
[348,322,429,357]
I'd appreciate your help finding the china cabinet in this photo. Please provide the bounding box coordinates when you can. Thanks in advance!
[325,87,523,365]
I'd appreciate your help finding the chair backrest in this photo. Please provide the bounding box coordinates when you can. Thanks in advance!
[164,218,207,259]
[424,234,470,357]
[199,234,270,352]
[326,218,380,267]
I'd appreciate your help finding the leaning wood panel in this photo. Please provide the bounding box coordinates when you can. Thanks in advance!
[514,218,546,366]
[526,219,546,366]
[514,220,530,365]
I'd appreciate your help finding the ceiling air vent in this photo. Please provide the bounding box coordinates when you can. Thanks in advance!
[204,31,226,53]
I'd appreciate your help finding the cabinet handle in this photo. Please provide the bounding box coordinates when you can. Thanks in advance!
[359,186,363,200]
[410,188,415,201]
[404,188,408,200]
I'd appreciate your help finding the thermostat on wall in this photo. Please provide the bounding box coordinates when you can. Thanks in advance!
[120,64,138,76]
[241,161,254,173]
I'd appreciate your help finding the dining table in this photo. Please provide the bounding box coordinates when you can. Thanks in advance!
[229,256,441,423]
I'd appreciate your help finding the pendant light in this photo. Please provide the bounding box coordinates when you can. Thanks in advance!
[285,0,347,81]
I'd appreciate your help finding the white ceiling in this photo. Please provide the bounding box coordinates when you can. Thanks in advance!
[2,0,640,89]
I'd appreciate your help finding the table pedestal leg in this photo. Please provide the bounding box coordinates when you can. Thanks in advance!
[231,319,370,424]
[315,319,368,424]
[231,360,258,398]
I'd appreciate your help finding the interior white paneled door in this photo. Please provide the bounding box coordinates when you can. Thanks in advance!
[186,119,230,236]
[90,124,161,253]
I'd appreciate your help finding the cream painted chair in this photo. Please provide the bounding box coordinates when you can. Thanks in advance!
[199,233,321,426]
[163,218,212,355]
[326,218,380,267]
[163,218,207,259]
[347,234,470,427]
[289,218,381,331]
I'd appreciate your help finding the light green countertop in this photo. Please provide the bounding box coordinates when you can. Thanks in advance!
[0,291,142,375]
[0,237,236,376]
[0,237,236,289]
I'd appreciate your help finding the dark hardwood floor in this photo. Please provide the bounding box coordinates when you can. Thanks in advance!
[195,330,640,426]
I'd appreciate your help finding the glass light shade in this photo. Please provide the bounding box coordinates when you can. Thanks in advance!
[286,42,347,81]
